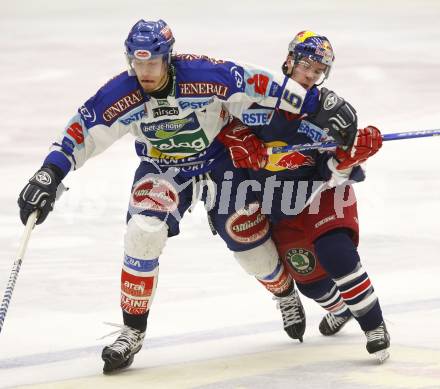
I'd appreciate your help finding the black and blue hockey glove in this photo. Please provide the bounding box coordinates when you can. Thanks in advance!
[308,88,358,147]
[18,166,62,225]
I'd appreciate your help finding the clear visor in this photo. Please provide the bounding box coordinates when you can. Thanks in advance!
[294,58,328,85]
[127,54,167,77]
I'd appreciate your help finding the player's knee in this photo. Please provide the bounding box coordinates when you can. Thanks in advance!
[315,228,356,254]
[125,215,168,259]
[314,228,359,276]
[234,239,279,278]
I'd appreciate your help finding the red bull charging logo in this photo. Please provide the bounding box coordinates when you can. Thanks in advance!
[265,141,315,171]
[276,151,315,170]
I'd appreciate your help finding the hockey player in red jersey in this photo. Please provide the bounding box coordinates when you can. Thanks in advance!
[218,31,390,362]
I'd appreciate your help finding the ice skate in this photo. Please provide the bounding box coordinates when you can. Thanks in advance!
[102,325,145,374]
[365,321,390,363]
[273,287,306,342]
[319,312,352,336]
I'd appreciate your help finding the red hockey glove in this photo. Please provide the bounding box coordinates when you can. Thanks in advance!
[335,126,383,170]
[218,118,268,170]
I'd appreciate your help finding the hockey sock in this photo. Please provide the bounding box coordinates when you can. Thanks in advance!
[257,261,293,296]
[120,254,159,332]
[297,278,350,316]
[123,310,149,332]
[314,229,383,331]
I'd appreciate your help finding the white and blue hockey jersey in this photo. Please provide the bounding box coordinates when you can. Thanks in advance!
[44,54,317,177]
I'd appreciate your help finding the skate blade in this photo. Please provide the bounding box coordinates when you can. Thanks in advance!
[103,355,135,374]
[373,349,390,363]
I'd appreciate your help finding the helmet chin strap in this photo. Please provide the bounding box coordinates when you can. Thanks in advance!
[154,69,170,92]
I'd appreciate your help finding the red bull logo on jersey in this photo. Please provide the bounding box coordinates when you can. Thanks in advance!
[265,141,315,171]
[276,152,315,170]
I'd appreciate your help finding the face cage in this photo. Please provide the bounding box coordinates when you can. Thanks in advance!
[125,51,172,76]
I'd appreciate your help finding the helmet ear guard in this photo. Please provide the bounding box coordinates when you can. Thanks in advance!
[281,60,289,76]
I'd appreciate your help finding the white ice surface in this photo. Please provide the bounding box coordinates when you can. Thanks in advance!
[0,1,440,388]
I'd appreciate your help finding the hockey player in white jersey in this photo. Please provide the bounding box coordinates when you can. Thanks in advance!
[17,20,358,373]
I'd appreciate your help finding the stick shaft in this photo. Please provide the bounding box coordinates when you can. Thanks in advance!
[0,211,38,334]
[267,129,440,155]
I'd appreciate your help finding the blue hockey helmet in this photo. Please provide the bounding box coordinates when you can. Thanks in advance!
[283,31,334,81]
[125,19,175,71]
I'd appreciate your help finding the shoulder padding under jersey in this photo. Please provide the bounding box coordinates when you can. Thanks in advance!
[79,71,144,128]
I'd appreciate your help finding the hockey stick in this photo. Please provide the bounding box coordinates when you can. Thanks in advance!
[0,211,38,334]
[267,129,440,155]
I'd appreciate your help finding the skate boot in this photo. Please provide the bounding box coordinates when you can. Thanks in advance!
[102,325,145,374]
[273,287,306,342]
[319,312,353,336]
[365,321,390,363]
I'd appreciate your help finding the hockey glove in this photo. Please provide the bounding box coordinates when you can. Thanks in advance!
[18,166,62,225]
[335,126,383,170]
[217,118,268,170]
[308,88,358,147]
